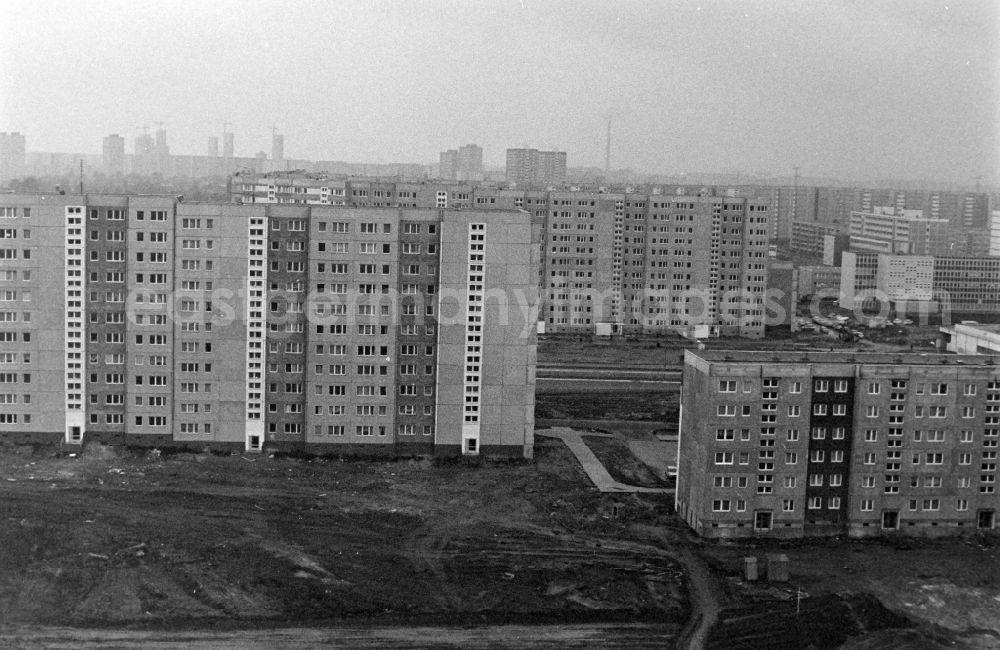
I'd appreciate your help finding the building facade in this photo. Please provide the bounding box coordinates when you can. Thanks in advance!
[677,350,1000,539]
[790,220,839,257]
[102,135,126,176]
[840,252,1000,316]
[505,148,567,187]
[0,132,26,183]
[0,194,539,458]
[849,207,951,256]
[231,176,772,338]
[797,265,841,299]
[439,145,484,181]
[991,210,1000,257]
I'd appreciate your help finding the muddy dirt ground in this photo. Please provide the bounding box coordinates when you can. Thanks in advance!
[0,441,685,647]
[699,535,1000,649]
[535,390,678,423]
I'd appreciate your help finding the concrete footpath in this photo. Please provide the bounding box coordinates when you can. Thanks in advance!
[536,428,673,494]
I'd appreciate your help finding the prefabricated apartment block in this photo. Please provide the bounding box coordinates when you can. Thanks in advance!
[0,194,539,458]
[677,350,1000,538]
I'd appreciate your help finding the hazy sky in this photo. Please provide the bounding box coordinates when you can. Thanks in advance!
[2,0,997,183]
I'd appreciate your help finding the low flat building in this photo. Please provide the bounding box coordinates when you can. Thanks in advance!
[940,323,1000,356]
[677,349,1000,539]
[790,220,838,257]
[797,265,841,299]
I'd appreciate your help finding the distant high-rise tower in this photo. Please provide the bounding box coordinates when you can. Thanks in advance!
[155,127,168,155]
[439,144,484,181]
[439,149,458,180]
[102,134,126,175]
[133,130,155,175]
[153,125,170,175]
[223,132,234,159]
[271,132,284,170]
[456,144,483,181]
[134,131,154,156]
[207,136,219,157]
[605,118,611,175]
[0,132,26,183]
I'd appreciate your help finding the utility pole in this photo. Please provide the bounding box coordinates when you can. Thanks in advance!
[605,116,611,175]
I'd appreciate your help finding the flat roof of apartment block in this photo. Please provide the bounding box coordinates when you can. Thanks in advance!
[687,349,998,367]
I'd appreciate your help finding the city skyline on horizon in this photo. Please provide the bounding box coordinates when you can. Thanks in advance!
[4,126,996,191]
[2,1,997,186]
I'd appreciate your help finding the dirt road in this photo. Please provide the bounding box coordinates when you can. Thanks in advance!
[0,622,679,649]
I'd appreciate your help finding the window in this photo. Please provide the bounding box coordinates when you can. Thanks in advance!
[717,404,737,417]
[788,405,800,417]
[714,452,734,465]
[789,381,801,394]
[864,429,878,442]
[711,500,731,512]
[833,380,848,393]
[718,380,737,393]
[808,497,822,510]
[715,428,734,441]
[868,382,881,395]
[786,429,799,442]
[866,405,879,418]
[785,452,797,464]
[833,404,847,416]
[813,404,827,416]
[814,380,828,392]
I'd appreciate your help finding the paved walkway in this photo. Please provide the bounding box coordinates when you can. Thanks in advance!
[536,428,673,494]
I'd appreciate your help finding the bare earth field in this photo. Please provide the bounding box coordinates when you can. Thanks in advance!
[0,442,685,648]
[698,536,1000,649]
